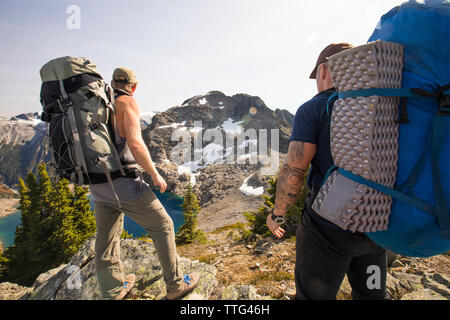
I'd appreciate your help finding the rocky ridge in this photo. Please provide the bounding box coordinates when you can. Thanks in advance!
[0,230,448,301]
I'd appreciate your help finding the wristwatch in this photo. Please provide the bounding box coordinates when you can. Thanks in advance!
[270,208,286,225]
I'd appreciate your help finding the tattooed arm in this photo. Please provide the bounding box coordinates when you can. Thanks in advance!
[267,141,317,238]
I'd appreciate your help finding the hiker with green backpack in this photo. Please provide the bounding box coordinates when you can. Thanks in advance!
[39,59,199,300]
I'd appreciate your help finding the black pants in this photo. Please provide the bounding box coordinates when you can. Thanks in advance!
[295,211,390,300]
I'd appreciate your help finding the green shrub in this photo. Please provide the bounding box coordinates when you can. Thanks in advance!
[243,171,308,239]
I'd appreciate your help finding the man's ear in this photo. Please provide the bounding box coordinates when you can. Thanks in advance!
[319,64,327,81]
[132,83,138,92]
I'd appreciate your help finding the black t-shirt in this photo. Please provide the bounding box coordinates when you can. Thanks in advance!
[290,88,341,229]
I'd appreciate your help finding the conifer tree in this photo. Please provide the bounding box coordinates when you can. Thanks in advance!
[0,163,95,286]
[0,241,6,280]
[176,184,207,244]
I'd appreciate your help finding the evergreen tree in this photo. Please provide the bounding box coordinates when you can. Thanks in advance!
[176,184,207,245]
[0,241,6,280]
[0,163,96,286]
[244,169,309,239]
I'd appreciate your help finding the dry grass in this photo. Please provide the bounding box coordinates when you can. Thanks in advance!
[177,224,297,299]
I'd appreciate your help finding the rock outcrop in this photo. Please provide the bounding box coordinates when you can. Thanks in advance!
[20,237,218,300]
[0,236,270,300]
[337,254,450,300]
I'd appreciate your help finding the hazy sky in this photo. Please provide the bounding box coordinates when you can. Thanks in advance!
[0,0,405,118]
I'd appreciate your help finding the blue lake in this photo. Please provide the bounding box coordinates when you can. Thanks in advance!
[0,191,185,248]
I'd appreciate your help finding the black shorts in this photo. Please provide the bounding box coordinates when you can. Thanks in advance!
[295,211,390,300]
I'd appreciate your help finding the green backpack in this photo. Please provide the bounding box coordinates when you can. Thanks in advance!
[39,56,139,203]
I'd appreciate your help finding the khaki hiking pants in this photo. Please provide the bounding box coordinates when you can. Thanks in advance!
[94,188,183,299]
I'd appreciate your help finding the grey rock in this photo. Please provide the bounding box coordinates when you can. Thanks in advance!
[385,272,422,299]
[391,260,406,268]
[401,289,447,300]
[29,264,68,300]
[246,172,263,188]
[220,285,270,300]
[422,272,450,299]
[179,172,190,182]
[25,237,217,300]
[285,287,296,300]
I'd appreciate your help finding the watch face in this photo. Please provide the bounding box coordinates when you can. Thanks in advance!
[273,216,286,224]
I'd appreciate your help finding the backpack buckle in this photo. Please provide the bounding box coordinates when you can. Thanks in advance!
[93,157,101,166]
[60,97,73,107]
[56,97,73,112]
[89,122,100,130]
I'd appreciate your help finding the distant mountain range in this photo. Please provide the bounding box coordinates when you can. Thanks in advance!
[0,90,294,234]
[0,112,49,187]
[0,91,293,209]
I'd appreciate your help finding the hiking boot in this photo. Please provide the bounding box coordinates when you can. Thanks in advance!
[166,273,200,300]
[114,273,136,300]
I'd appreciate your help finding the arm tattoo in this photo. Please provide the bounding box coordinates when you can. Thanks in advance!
[274,164,306,213]
[290,141,304,161]
[275,142,307,214]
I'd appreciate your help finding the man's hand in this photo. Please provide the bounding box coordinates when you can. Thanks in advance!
[152,172,167,193]
[266,214,286,238]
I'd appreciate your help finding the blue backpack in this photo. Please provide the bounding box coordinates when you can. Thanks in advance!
[328,0,450,257]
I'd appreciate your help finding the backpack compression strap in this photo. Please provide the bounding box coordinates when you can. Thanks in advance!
[326,85,450,239]
[58,80,90,185]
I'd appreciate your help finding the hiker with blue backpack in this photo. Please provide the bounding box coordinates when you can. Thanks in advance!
[267,0,449,300]
[267,42,391,300]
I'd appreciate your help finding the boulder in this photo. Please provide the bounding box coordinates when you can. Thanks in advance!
[220,285,270,300]
[401,289,447,300]
[422,272,450,299]
[25,237,217,300]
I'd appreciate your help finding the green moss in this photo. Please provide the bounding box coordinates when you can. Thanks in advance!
[211,222,248,234]
[198,253,218,264]
[249,271,294,285]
